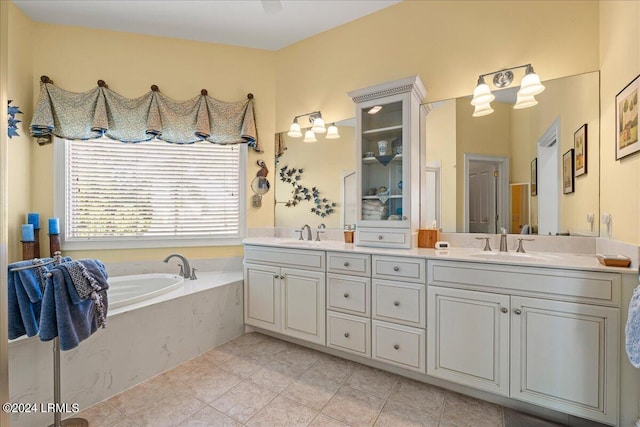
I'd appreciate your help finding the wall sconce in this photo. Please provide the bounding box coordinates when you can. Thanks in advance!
[471,64,545,117]
[287,111,340,142]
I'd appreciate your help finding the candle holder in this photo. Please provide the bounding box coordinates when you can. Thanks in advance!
[34,228,41,258]
[49,234,61,258]
[22,241,36,261]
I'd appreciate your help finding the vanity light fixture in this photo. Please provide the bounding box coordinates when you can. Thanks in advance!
[287,110,340,141]
[471,64,545,117]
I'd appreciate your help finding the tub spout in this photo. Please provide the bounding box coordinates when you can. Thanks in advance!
[163,254,192,279]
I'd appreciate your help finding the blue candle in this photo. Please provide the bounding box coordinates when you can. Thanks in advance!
[21,224,35,242]
[48,218,60,235]
[27,212,40,229]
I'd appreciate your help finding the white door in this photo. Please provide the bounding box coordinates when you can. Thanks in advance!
[468,161,497,233]
[281,268,326,345]
[510,296,619,425]
[427,286,510,396]
[244,263,281,332]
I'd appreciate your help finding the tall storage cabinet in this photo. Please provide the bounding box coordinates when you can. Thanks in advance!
[348,76,426,248]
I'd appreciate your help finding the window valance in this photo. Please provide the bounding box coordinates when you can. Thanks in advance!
[30,77,262,152]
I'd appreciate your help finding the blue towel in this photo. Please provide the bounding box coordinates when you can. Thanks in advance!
[39,259,108,351]
[626,285,640,368]
[7,257,70,340]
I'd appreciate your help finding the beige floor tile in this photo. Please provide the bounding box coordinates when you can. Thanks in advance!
[107,376,174,416]
[387,378,445,416]
[212,380,278,423]
[440,391,503,427]
[127,389,206,427]
[309,354,355,383]
[282,368,343,410]
[246,395,318,427]
[74,401,130,427]
[250,336,294,358]
[202,347,237,366]
[178,405,242,426]
[218,353,271,378]
[162,362,243,403]
[250,360,304,392]
[345,365,400,398]
[309,414,350,427]
[322,385,385,426]
[277,345,321,370]
[374,401,440,427]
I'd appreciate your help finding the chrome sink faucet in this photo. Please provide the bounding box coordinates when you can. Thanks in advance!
[316,223,326,241]
[499,228,508,252]
[163,253,193,279]
[299,224,312,241]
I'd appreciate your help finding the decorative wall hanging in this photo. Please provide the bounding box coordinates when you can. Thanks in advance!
[251,160,270,208]
[30,76,262,152]
[278,165,336,217]
[615,74,639,160]
[563,149,575,194]
[530,158,537,196]
[7,100,22,138]
[574,123,587,176]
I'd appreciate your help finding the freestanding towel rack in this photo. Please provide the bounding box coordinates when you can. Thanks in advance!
[10,253,88,427]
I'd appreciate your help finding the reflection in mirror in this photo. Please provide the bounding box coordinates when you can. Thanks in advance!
[424,71,600,236]
[275,121,355,228]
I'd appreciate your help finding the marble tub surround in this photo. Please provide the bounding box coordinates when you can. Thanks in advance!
[105,256,243,277]
[73,332,587,427]
[8,272,244,427]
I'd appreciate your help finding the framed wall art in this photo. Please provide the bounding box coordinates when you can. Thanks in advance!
[616,74,639,160]
[530,158,537,196]
[574,123,587,176]
[563,149,575,194]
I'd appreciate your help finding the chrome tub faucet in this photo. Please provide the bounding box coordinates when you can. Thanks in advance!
[163,253,192,279]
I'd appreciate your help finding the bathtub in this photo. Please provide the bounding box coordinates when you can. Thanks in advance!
[107,273,184,309]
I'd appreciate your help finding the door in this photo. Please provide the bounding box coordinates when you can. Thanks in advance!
[510,183,530,234]
[282,268,326,345]
[468,161,497,233]
[427,286,510,396]
[244,263,281,332]
[510,296,619,425]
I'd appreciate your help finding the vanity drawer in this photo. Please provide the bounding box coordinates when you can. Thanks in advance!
[327,311,371,357]
[372,320,425,372]
[244,245,325,272]
[372,280,425,327]
[428,260,621,306]
[372,255,426,283]
[356,229,413,249]
[327,274,370,316]
[327,252,371,276]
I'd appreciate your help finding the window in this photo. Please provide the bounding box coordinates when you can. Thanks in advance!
[54,137,246,250]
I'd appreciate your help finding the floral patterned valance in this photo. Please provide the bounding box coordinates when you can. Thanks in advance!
[30,78,262,152]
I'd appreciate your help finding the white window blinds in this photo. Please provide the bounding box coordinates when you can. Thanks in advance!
[58,138,245,249]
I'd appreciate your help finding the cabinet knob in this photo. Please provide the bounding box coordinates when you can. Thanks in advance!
[378,235,384,240]
[501,307,508,313]
[280,275,285,280]
[393,301,400,307]
[344,261,350,267]
[344,293,350,298]
[274,274,279,279]
[514,308,522,315]
[393,266,399,272]
[393,344,400,350]
[344,332,350,338]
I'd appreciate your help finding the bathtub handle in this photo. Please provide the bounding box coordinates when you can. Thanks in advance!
[178,264,185,277]
[190,268,198,280]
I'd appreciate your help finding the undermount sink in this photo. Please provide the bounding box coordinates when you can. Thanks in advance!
[468,251,564,263]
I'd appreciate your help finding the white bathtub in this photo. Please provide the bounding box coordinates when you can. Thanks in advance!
[107,273,184,309]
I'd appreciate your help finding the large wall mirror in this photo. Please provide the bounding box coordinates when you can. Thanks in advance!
[274,71,600,237]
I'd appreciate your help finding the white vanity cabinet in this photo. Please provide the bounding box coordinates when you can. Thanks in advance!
[348,76,426,249]
[427,260,621,425]
[244,246,326,345]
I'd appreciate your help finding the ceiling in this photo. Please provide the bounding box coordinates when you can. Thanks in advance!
[13,0,402,51]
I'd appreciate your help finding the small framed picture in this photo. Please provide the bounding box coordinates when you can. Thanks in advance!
[530,158,537,196]
[563,149,575,194]
[616,74,640,160]
[574,124,587,176]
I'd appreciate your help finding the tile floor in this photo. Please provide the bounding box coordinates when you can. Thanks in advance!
[75,333,578,427]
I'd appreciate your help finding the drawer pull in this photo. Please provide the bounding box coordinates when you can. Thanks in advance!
[378,235,384,240]
[514,308,522,315]
[344,261,350,267]
[393,301,400,307]
[274,274,279,278]
[393,266,399,272]
[344,293,350,298]
[280,275,285,279]
[501,307,508,314]
[393,344,400,350]
[344,332,350,338]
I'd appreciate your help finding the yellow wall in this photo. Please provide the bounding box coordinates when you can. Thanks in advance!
[599,1,640,244]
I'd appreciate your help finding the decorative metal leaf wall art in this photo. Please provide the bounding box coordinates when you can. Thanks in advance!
[279,165,337,217]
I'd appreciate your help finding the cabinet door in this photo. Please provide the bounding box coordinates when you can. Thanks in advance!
[281,268,326,345]
[427,286,510,396]
[510,296,619,425]
[244,263,281,332]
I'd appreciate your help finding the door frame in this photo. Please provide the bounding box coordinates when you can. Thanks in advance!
[463,154,510,233]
